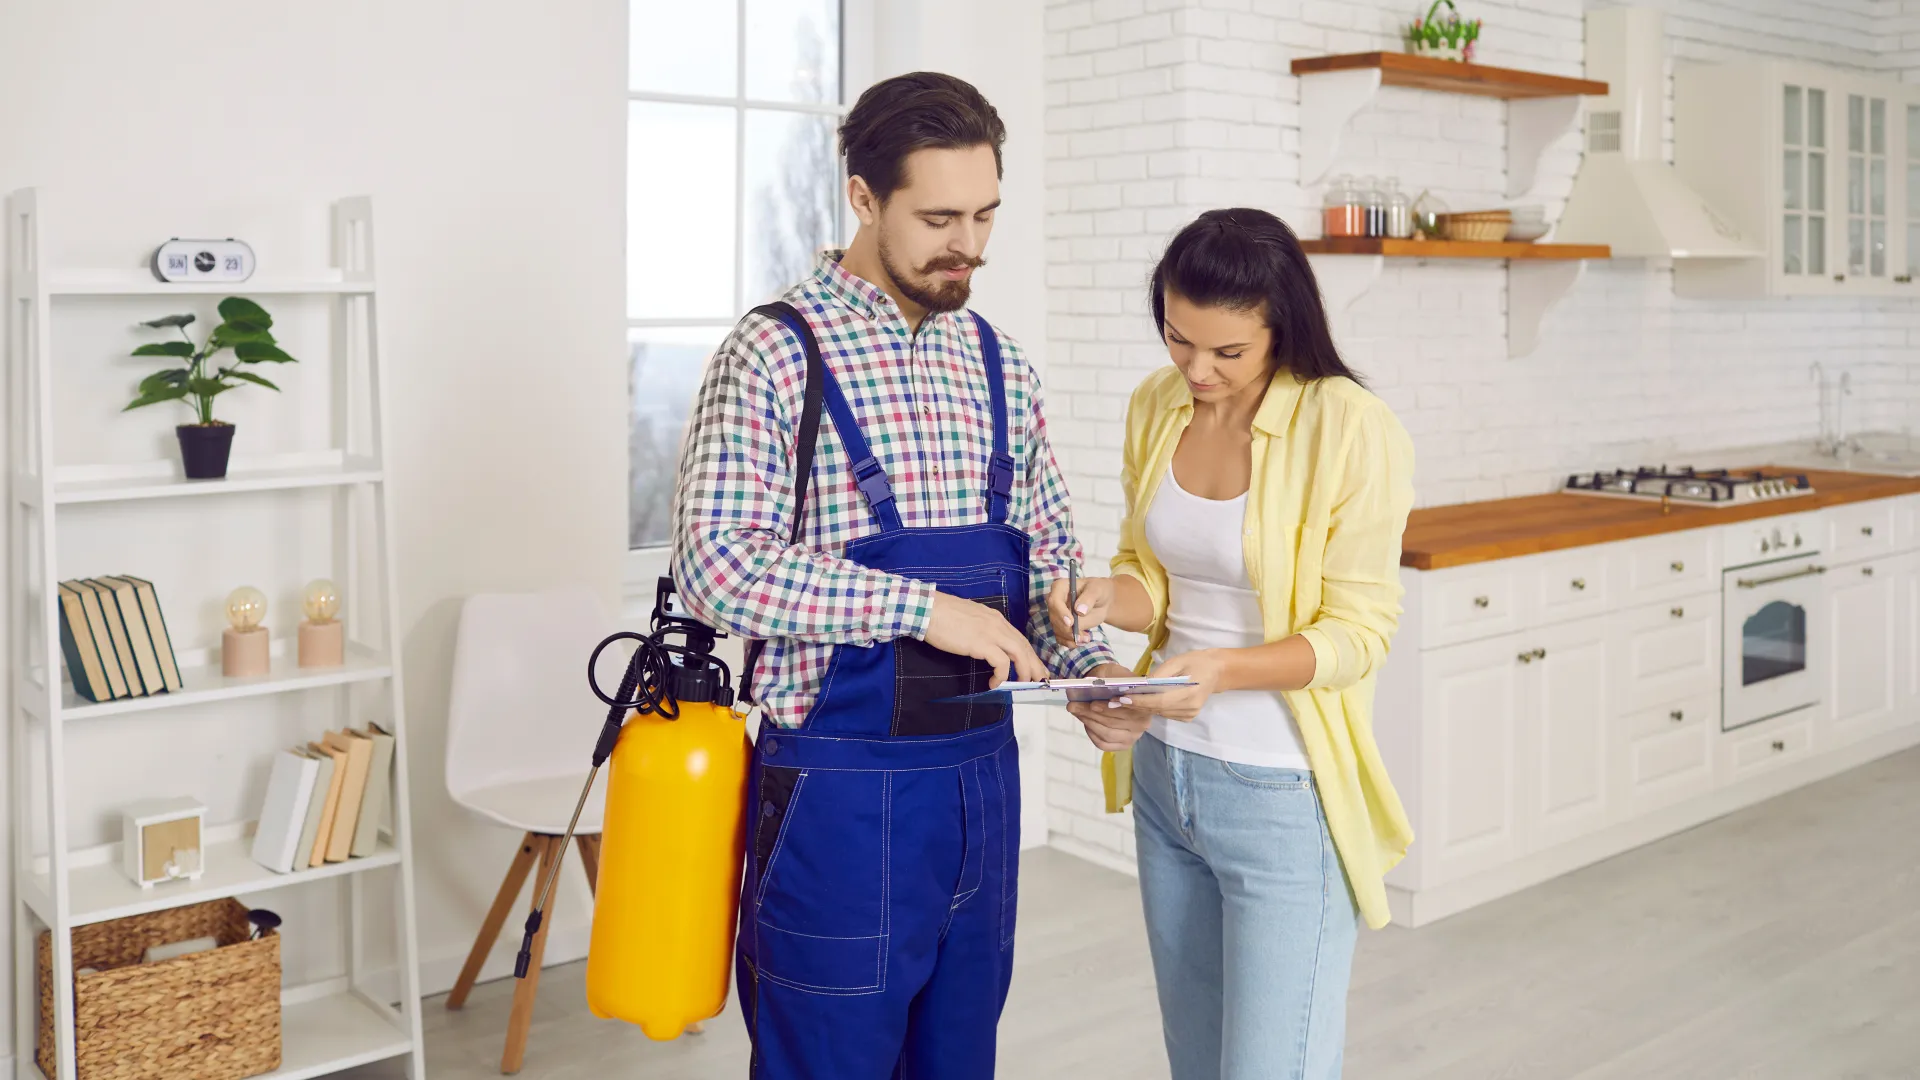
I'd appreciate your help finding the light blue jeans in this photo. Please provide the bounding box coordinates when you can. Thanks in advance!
[1132,732,1360,1080]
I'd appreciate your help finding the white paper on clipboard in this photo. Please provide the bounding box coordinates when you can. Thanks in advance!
[933,676,1196,707]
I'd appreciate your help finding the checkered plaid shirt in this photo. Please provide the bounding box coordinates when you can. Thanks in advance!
[670,249,1116,728]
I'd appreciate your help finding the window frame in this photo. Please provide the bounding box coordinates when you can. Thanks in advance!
[623,0,874,618]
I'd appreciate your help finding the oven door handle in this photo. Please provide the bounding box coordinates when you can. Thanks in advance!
[1734,564,1828,589]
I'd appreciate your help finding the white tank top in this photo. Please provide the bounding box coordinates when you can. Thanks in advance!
[1142,463,1311,771]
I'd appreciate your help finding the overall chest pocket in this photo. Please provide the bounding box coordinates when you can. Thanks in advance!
[892,567,1019,736]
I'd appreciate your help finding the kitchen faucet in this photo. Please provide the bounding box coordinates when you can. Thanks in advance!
[1810,362,1857,456]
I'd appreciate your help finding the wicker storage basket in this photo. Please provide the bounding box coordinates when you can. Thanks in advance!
[37,898,281,1080]
[1443,210,1512,242]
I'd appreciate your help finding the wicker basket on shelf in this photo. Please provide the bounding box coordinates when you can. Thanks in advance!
[1443,209,1512,242]
[36,898,281,1080]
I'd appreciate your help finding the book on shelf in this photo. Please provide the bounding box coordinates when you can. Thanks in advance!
[349,722,396,857]
[320,729,373,863]
[306,740,348,868]
[291,746,336,872]
[251,748,322,874]
[53,575,183,703]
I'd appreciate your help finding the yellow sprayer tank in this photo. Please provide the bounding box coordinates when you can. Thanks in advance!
[585,697,750,1040]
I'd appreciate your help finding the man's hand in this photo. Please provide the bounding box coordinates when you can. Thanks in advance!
[1066,662,1155,751]
[921,591,1048,688]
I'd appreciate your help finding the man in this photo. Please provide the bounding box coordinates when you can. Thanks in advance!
[670,71,1134,1078]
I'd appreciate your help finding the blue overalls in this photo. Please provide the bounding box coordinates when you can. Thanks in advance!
[739,307,1025,1080]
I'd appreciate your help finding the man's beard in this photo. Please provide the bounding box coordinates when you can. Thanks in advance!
[878,228,986,314]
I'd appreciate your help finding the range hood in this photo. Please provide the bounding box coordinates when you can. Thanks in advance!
[1555,7,1761,259]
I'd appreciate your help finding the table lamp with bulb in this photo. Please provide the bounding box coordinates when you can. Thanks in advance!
[299,577,344,668]
[222,585,270,677]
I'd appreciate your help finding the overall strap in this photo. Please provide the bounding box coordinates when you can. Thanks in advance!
[739,301,827,705]
[971,311,1015,526]
[816,353,904,533]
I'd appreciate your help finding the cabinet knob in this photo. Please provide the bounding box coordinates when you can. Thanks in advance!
[1532,647,1547,660]
[1517,651,1533,665]
[1771,740,1786,752]
[1474,595,1490,608]
[1863,566,1875,577]
[1671,605,1685,619]
[1835,274,1847,282]
[1570,578,1586,591]
[1862,525,1874,537]
[1670,560,1686,573]
[1670,709,1685,722]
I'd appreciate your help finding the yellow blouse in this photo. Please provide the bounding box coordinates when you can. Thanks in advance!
[1105,365,1417,929]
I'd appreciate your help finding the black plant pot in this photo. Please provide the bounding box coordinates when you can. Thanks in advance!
[176,423,236,480]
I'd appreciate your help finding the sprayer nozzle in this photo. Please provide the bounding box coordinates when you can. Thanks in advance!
[513,910,544,979]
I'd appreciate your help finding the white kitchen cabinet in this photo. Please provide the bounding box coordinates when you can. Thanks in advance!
[1418,631,1528,886]
[1675,60,1919,298]
[1379,496,1920,927]
[1897,551,1920,722]
[1521,617,1613,852]
[1608,595,1721,713]
[1820,554,1901,749]
[1614,690,1718,819]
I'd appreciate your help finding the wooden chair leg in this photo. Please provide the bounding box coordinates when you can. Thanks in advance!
[447,833,541,1010]
[501,834,560,1074]
[574,833,599,897]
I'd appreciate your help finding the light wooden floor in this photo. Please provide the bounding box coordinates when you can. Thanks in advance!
[349,746,1920,1079]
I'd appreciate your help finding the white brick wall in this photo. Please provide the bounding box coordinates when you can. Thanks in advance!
[1041,0,1920,864]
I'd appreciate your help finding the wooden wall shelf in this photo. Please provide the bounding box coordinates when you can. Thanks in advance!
[1301,239,1610,260]
[1290,52,1608,100]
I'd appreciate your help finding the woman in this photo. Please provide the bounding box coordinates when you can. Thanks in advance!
[1047,208,1415,1079]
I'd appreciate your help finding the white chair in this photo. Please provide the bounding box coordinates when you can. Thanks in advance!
[442,587,629,1074]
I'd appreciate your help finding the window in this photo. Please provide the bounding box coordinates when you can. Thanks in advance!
[626,0,856,551]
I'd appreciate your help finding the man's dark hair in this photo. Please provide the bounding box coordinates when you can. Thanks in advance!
[838,72,1006,203]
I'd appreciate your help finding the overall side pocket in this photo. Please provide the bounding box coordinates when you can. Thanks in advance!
[753,767,892,995]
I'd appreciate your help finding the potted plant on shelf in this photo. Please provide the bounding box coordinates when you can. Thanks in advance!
[124,297,298,480]
[1405,0,1482,62]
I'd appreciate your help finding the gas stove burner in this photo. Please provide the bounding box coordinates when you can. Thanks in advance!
[1563,466,1814,506]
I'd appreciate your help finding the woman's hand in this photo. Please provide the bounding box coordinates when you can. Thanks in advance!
[1135,651,1227,722]
[1047,575,1115,646]
[1067,662,1152,750]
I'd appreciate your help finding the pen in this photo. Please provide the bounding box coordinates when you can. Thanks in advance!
[1069,559,1080,645]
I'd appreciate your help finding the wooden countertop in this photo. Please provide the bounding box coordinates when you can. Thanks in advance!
[1402,467,1920,570]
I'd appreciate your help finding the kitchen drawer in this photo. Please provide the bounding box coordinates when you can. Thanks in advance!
[1714,708,1814,787]
[1533,548,1611,624]
[1608,596,1720,713]
[1827,499,1898,563]
[1615,691,1717,820]
[1615,530,1718,605]
[1422,564,1526,649]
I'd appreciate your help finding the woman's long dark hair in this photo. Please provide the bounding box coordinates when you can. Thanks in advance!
[1148,208,1362,386]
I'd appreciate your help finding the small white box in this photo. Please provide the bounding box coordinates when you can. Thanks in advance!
[121,797,206,889]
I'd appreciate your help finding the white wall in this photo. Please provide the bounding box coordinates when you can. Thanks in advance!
[0,0,627,1062]
[1040,0,1920,868]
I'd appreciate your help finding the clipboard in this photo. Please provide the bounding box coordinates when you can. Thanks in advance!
[933,676,1196,707]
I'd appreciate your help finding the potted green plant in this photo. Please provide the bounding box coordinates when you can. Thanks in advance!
[1405,0,1482,62]
[124,296,298,480]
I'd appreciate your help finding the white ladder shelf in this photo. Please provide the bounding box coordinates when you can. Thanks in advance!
[5,188,426,1080]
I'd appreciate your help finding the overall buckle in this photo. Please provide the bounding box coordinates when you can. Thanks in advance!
[988,452,1015,501]
[851,456,896,509]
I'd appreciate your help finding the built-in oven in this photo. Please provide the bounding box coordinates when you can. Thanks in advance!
[1721,513,1827,732]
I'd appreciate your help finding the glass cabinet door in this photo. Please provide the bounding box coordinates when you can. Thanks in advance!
[1783,84,1827,279]
[1846,89,1890,280]
[1907,99,1920,280]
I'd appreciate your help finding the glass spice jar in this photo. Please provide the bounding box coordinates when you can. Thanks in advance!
[1358,176,1387,238]
[1321,174,1363,238]
[1383,178,1413,239]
